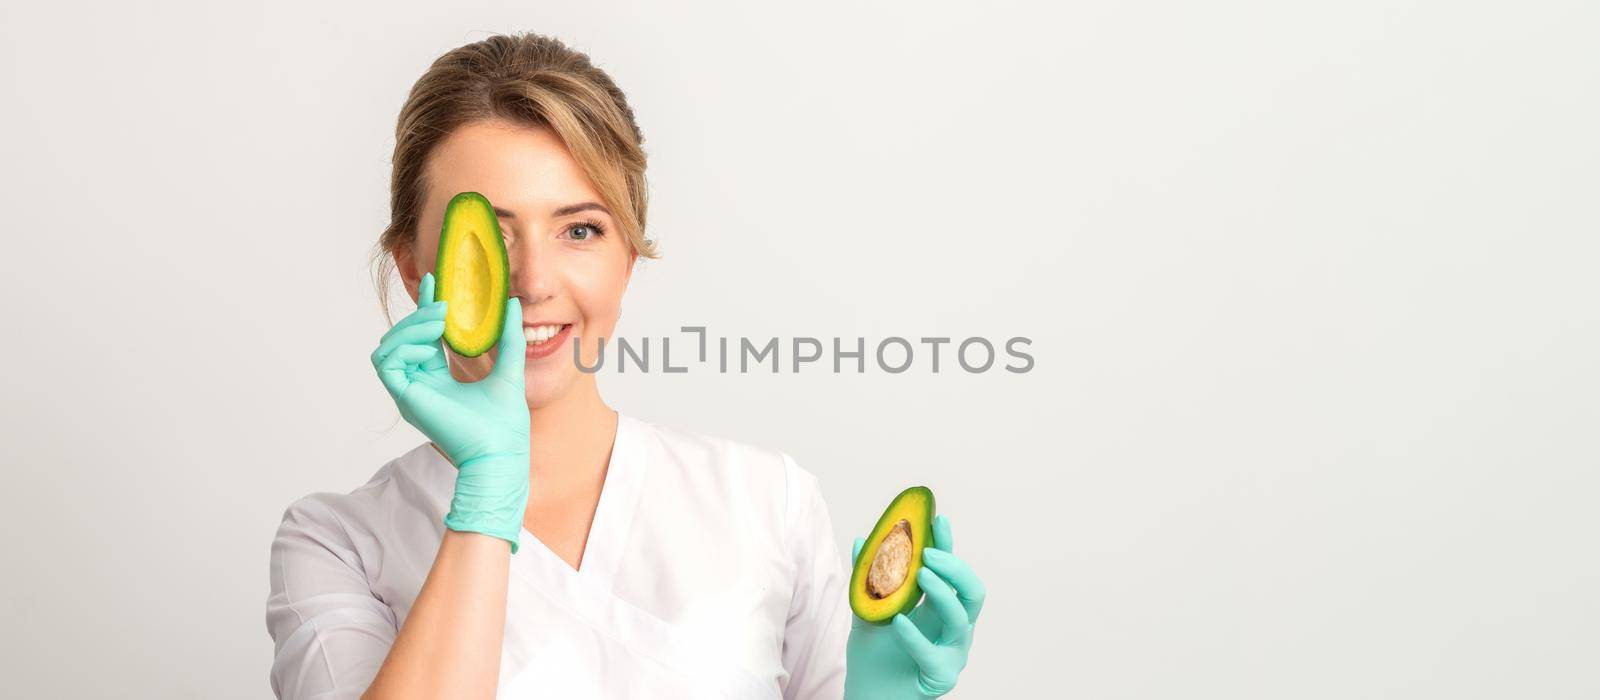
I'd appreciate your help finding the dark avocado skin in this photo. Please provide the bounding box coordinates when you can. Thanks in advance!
[849,486,936,624]
[434,191,510,357]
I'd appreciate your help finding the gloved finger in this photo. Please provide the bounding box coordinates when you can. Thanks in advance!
[932,513,953,553]
[851,536,866,565]
[488,299,526,383]
[374,319,446,364]
[419,271,436,306]
[916,566,970,644]
[419,334,449,372]
[888,613,942,671]
[371,313,442,371]
[921,547,986,625]
[376,344,442,398]
[374,334,444,377]
[375,301,447,354]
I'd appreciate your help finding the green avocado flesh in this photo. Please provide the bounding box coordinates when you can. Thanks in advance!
[434,191,510,357]
[849,486,936,624]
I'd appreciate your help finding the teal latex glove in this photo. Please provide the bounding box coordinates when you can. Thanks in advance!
[369,271,531,553]
[844,514,986,699]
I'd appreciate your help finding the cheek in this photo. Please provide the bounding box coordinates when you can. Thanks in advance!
[413,233,440,276]
[565,255,629,333]
[457,350,495,375]
[442,350,494,384]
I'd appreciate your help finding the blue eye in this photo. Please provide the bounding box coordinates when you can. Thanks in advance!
[564,220,607,241]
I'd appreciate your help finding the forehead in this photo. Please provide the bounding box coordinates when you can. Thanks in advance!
[424,119,602,213]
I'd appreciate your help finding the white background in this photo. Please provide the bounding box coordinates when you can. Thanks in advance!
[2,1,1596,697]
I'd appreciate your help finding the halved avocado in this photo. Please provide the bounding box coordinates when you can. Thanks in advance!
[849,486,936,624]
[434,191,510,357]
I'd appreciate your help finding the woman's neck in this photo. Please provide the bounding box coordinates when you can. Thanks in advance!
[527,377,617,488]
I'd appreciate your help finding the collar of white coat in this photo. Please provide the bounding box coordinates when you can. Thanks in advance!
[520,410,650,594]
[409,412,783,699]
[410,410,652,593]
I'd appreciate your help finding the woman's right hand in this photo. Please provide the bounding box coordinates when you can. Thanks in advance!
[370,271,531,553]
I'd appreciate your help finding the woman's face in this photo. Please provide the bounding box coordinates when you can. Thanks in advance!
[396,118,635,409]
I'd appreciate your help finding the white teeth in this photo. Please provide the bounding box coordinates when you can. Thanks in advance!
[523,324,564,344]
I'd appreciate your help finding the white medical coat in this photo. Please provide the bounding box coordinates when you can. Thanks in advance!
[265,412,850,699]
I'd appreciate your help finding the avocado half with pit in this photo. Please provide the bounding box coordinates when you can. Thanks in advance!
[849,486,936,624]
[434,191,510,357]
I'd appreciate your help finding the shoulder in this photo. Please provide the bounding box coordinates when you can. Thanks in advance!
[269,442,449,562]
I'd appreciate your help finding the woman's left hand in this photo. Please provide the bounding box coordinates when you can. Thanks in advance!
[843,514,986,699]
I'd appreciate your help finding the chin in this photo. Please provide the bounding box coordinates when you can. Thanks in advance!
[524,375,573,410]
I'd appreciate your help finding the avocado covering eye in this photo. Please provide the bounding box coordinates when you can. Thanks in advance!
[849,486,936,624]
[434,191,510,357]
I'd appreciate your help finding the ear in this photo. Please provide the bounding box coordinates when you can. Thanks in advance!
[623,249,637,287]
[394,245,422,305]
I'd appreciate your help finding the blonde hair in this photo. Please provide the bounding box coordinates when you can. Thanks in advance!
[371,31,658,324]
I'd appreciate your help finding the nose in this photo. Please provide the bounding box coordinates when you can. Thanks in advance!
[507,234,557,307]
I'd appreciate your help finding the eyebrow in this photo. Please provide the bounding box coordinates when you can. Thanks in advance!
[493,201,612,219]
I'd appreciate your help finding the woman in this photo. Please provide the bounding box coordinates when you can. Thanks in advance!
[265,32,985,699]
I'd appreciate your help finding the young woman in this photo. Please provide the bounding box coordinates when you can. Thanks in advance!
[265,32,986,699]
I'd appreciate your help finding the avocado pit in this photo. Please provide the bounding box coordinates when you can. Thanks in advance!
[866,519,913,599]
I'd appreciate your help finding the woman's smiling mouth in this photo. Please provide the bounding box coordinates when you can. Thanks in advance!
[524,323,574,360]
